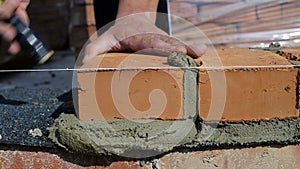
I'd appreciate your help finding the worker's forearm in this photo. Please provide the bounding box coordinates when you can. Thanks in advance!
[116,0,159,23]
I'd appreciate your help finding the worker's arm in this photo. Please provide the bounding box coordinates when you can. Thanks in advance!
[116,0,159,22]
[0,0,30,54]
[83,0,206,63]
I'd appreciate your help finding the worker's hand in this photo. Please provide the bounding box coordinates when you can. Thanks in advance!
[0,0,30,55]
[83,14,207,64]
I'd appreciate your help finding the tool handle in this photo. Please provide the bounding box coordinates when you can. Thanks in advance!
[9,15,53,64]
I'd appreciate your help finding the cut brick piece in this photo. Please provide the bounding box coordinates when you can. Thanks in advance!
[77,53,188,120]
[199,48,299,121]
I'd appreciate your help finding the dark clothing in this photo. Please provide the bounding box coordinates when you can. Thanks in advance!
[93,0,170,34]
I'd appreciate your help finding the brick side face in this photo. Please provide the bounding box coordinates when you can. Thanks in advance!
[78,49,299,121]
[0,145,299,168]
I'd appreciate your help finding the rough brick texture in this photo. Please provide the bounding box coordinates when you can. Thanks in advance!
[78,53,185,120]
[199,48,299,121]
[0,145,299,168]
[160,145,300,169]
[78,49,299,121]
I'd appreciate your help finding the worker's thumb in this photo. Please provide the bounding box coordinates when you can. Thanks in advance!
[83,33,118,64]
[186,44,207,59]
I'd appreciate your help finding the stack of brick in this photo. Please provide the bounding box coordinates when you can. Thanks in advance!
[170,0,300,47]
[69,0,97,56]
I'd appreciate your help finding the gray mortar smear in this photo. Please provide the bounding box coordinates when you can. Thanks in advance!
[48,114,197,156]
[192,118,300,146]
[48,52,199,157]
[49,114,300,156]
[168,52,199,119]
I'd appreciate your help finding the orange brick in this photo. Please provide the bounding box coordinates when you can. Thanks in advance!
[78,49,299,121]
[199,48,299,121]
[77,53,186,120]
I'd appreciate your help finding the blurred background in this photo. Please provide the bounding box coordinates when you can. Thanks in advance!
[0,0,299,89]
[2,0,300,57]
[1,0,300,64]
[171,0,300,48]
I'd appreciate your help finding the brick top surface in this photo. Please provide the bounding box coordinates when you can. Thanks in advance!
[202,48,293,67]
[80,53,170,70]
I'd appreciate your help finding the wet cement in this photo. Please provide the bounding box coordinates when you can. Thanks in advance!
[168,52,199,119]
[48,114,197,156]
[49,114,300,155]
[191,119,300,147]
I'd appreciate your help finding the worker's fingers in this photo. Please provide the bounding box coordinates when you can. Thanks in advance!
[159,35,207,58]
[0,22,17,41]
[186,44,207,59]
[20,0,30,9]
[83,31,207,64]
[15,7,29,25]
[8,41,21,55]
[121,34,187,55]
[15,0,30,25]
[0,0,20,20]
[83,33,120,64]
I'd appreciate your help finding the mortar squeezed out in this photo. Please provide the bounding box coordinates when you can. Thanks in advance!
[48,114,197,157]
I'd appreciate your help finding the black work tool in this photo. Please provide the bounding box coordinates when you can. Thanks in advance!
[8,15,54,64]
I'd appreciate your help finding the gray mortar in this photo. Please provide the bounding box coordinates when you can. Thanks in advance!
[192,118,300,146]
[48,114,197,157]
[48,52,199,157]
[49,114,300,155]
[167,52,197,69]
[168,52,199,118]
